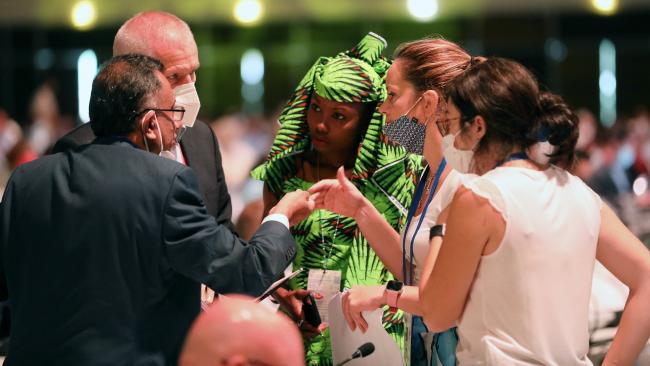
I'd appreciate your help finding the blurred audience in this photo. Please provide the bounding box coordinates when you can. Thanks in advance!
[576,108,599,153]
[27,82,74,155]
[211,112,277,238]
[0,110,38,200]
[179,295,304,366]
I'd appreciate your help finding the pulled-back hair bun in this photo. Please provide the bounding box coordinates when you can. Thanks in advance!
[445,57,580,172]
[468,56,487,68]
[535,92,579,168]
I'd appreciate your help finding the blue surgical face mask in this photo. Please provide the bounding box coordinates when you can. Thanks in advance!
[382,96,426,155]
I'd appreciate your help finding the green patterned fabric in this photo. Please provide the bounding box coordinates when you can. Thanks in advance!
[252,32,423,366]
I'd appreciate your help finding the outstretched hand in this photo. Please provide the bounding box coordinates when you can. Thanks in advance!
[270,189,316,226]
[309,167,367,220]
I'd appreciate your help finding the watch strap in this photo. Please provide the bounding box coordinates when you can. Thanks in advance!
[429,224,446,240]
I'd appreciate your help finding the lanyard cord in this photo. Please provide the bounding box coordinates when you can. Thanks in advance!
[496,151,529,167]
[317,154,341,271]
[402,159,447,285]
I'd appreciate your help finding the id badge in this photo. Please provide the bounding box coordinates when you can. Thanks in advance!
[307,269,341,324]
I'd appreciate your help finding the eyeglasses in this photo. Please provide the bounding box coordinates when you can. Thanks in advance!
[435,117,461,135]
[436,116,474,135]
[137,107,185,122]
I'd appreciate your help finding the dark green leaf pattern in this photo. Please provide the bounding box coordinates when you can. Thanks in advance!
[251,33,424,366]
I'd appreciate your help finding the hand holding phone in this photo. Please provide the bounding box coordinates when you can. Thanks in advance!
[301,293,322,327]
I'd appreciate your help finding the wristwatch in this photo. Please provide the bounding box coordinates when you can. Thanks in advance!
[385,280,404,314]
[429,224,446,240]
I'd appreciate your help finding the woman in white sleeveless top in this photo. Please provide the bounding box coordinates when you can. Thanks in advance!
[419,58,650,365]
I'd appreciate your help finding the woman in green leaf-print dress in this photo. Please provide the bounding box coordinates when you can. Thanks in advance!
[252,33,422,366]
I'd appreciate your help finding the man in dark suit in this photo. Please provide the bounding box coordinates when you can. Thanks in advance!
[0,54,312,366]
[52,11,234,231]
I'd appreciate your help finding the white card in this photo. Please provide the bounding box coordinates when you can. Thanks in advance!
[328,293,404,366]
[307,269,341,324]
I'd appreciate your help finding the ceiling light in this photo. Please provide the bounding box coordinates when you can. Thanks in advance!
[234,0,263,25]
[591,0,619,15]
[71,1,97,30]
[406,0,438,22]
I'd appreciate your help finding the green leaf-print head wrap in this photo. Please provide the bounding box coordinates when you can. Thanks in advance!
[253,32,404,192]
[312,32,389,103]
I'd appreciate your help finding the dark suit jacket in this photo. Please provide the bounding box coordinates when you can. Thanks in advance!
[51,120,236,232]
[0,138,296,366]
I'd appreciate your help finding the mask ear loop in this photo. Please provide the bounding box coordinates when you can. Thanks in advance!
[140,110,163,155]
[403,96,423,119]
[463,116,482,152]
[153,113,164,155]
[140,110,154,153]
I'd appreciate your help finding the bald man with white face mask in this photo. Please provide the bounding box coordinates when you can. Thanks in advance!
[53,11,234,232]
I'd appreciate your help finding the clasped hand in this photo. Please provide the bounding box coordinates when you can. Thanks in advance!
[308,167,368,219]
[269,189,315,226]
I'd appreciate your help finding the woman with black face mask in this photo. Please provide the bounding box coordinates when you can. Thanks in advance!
[310,37,481,366]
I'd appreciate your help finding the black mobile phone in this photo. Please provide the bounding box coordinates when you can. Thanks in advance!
[302,293,322,327]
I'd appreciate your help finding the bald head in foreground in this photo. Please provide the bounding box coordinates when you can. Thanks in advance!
[180,296,305,366]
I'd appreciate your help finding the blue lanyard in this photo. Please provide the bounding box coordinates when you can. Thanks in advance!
[402,159,446,285]
[496,151,528,167]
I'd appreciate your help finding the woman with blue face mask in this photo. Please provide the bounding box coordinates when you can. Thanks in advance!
[419,57,650,365]
[310,37,480,366]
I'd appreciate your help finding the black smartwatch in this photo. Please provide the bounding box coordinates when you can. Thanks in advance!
[429,224,446,240]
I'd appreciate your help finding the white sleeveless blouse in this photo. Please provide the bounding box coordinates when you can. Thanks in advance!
[456,166,602,365]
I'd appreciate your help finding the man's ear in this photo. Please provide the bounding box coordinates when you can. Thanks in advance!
[140,110,158,140]
[421,90,439,121]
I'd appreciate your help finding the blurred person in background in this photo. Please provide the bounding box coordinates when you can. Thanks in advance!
[27,82,75,155]
[572,108,600,183]
[587,121,631,212]
[626,111,650,209]
[252,32,422,365]
[0,109,38,199]
[179,295,304,366]
[211,114,271,223]
[576,108,599,154]
[572,150,594,182]
[627,110,650,177]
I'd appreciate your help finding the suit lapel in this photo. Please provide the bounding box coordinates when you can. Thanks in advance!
[180,128,199,167]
